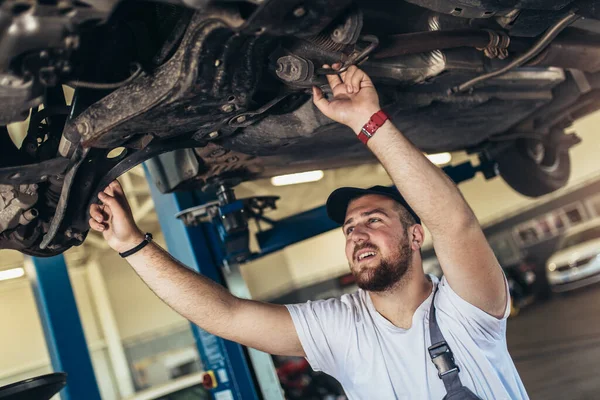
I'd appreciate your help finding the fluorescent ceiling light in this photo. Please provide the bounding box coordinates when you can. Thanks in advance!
[426,152,452,165]
[0,267,25,281]
[271,170,324,186]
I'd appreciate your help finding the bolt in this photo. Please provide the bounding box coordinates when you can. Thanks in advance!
[236,116,247,123]
[215,60,221,67]
[209,131,220,139]
[276,62,284,72]
[40,175,48,181]
[77,122,89,135]
[293,6,306,17]
[65,229,73,238]
[221,104,235,113]
[333,29,342,37]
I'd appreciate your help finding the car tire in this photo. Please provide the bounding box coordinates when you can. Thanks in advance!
[496,138,571,197]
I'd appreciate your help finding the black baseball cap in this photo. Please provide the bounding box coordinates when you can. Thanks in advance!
[326,185,421,225]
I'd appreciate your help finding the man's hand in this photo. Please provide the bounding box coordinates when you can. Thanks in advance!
[312,64,381,134]
[89,180,144,253]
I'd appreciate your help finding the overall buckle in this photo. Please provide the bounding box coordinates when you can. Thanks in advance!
[428,341,460,378]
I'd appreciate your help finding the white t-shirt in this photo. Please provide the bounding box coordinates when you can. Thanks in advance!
[286,275,529,400]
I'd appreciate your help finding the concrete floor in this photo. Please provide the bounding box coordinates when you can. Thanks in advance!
[507,284,600,400]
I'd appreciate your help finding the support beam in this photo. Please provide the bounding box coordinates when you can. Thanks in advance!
[144,164,263,400]
[25,255,101,400]
[256,206,338,257]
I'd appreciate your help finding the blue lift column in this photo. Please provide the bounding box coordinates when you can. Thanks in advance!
[26,254,101,400]
[144,164,283,400]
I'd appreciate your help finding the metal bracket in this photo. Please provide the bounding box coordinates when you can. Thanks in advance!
[176,185,279,262]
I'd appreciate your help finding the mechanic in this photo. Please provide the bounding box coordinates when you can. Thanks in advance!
[89,65,528,399]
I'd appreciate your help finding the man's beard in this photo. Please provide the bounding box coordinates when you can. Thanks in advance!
[351,237,413,292]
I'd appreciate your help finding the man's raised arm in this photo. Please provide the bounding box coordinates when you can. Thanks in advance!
[89,181,306,356]
[312,65,506,318]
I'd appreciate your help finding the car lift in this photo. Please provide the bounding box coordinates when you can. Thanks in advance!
[25,151,496,399]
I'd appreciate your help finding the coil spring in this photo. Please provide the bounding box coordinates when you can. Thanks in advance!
[306,32,347,53]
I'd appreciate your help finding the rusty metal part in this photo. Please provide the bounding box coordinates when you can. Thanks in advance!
[0,184,39,233]
[72,11,272,149]
[477,29,511,59]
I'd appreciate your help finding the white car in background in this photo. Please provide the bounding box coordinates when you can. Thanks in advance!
[546,219,600,292]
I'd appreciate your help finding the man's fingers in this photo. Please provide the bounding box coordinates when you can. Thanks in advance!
[90,204,105,223]
[351,68,366,92]
[312,86,331,116]
[323,65,343,90]
[89,218,105,232]
[109,180,124,196]
[344,66,358,93]
[98,191,119,211]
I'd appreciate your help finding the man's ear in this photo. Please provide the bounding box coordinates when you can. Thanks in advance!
[409,224,425,251]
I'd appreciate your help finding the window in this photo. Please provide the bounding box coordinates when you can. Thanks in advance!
[553,211,566,231]
[562,202,586,226]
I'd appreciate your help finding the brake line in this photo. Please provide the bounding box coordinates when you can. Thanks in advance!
[450,12,580,94]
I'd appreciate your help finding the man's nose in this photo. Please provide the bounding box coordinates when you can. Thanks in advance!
[351,225,369,242]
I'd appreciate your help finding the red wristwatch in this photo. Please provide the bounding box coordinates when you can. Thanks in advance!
[357,110,390,145]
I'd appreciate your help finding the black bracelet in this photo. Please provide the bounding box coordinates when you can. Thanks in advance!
[119,233,153,258]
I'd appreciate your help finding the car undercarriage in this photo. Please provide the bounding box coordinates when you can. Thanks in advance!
[1,0,600,256]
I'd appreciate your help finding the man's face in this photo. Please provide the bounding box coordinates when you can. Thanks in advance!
[343,194,413,292]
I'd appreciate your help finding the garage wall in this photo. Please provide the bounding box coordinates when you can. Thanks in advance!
[99,248,187,341]
[0,261,118,400]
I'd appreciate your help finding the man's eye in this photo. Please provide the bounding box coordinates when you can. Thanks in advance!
[369,218,381,223]
[346,227,354,235]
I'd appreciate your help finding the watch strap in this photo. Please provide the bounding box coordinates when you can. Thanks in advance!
[358,110,389,145]
[119,232,153,258]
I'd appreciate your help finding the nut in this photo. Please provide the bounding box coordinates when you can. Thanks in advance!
[293,6,306,17]
[221,104,235,113]
[77,122,89,135]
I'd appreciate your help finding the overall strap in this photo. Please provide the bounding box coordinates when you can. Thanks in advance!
[428,285,463,394]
